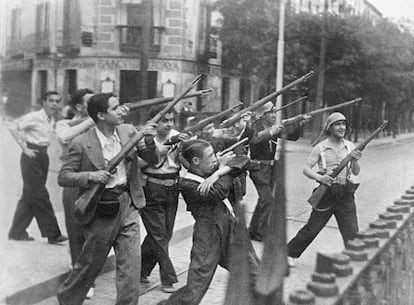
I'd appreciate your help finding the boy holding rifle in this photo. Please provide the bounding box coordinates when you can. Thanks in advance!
[287,112,362,265]
[140,105,189,293]
[157,139,258,305]
[57,93,158,305]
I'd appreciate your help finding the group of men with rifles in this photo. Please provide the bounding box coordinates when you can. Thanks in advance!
[7,72,387,305]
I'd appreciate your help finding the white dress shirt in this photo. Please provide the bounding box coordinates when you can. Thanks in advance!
[95,127,127,189]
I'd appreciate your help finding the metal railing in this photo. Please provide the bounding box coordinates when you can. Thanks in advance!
[288,188,414,305]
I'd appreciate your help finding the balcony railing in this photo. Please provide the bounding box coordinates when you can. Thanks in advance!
[117,25,163,53]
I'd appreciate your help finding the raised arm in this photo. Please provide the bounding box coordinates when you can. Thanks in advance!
[55,117,94,144]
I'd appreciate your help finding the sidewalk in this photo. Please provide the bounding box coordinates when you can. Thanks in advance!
[2,124,414,305]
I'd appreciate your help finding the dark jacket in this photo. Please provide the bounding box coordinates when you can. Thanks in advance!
[180,156,249,219]
[58,124,158,209]
[249,118,300,184]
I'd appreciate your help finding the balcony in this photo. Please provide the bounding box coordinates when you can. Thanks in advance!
[117,25,164,53]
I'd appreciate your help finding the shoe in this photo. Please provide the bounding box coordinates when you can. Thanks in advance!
[160,284,177,293]
[9,235,35,241]
[288,257,296,268]
[140,276,150,284]
[48,235,68,244]
[86,287,94,299]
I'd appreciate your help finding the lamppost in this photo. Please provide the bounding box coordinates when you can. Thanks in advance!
[275,0,286,124]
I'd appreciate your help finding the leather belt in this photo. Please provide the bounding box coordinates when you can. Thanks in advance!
[27,142,48,152]
[147,177,178,187]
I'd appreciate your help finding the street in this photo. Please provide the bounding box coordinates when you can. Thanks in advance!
[1,121,414,304]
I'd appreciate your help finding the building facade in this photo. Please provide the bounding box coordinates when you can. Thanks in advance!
[1,0,254,118]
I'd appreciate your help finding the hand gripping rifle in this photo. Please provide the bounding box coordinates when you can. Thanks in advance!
[74,75,203,224]
[124,88,213,111]
[163,102,243,145]
[220,71,314,128]
[308,121,388,209]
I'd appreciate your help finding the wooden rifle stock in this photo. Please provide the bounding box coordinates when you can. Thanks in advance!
[124,88,213,111]
[74,75,203,224]
[220,71,314,128]
[308,121,388,209]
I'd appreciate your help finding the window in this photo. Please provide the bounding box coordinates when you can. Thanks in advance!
[38,71,48,102]
[35,2,50,51]
[118,0,164,52]
[10,8,22,45]
[221,77,230,111]
[65,70,77,98]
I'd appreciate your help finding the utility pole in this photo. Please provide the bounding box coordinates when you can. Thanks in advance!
[313,0,328,141]
[275,0,286,124]
[140,0,151,101]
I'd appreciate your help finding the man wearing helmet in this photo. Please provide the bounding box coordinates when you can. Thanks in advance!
[287,112,362,265]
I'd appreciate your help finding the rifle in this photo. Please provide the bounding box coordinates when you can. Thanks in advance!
[74,75,203,224]
[184,102,243,134]
[250,96,307,125]
[163,102,243,145]
[124,88,213,111]
[281,97,362,127]
[220,71,314,128]
[218,137,249,156]
[308,121,388,209]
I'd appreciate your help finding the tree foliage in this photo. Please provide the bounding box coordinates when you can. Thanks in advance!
[215,0,414,133]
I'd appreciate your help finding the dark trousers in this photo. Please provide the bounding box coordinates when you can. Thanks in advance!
[287,191,358,258]
[62,187,85,266]
[162,214,259,305]
[58,193,140,305]
[8,150,61,239]
[248,181,273,241]
[141,182,179,285]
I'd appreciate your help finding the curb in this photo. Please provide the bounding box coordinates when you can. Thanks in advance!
[3,224,194,305]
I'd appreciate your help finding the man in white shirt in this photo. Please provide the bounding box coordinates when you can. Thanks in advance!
[8,91,68,244]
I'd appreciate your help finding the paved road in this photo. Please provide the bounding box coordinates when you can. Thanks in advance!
[1,119,414,304]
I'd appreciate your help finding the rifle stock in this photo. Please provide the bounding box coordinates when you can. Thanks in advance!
[220,71,314,128]
[74,75,203,224]
[308,121,388,209]
[124,88,213,111]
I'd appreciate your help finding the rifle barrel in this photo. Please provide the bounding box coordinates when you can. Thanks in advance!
[220,71,314,128]
[218,137,249,156]
[125,88,213,111]
[282,97,362,126]
[184,102,243,134]
[275,96,307,113]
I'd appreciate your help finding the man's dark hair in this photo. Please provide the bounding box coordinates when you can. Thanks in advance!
[181,139,211,164]
[148,104,176,119]
[87,93,114,122]
[43,90,59,101]
[69,88,93,108]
